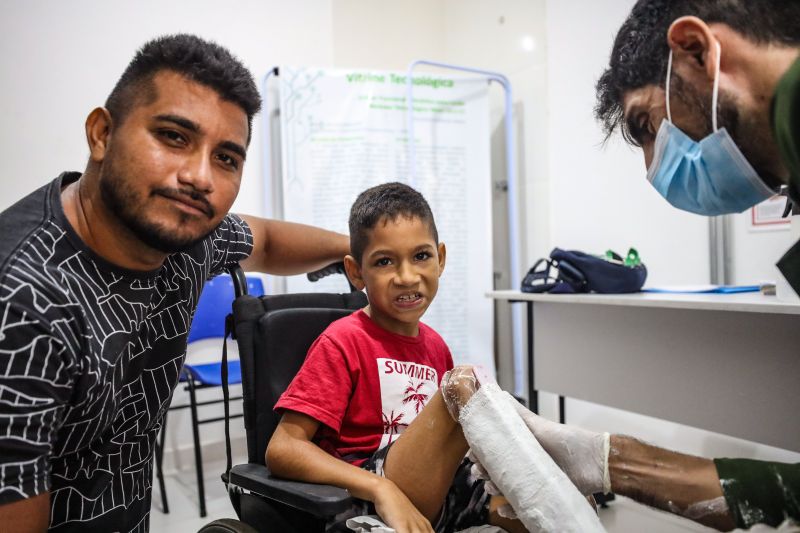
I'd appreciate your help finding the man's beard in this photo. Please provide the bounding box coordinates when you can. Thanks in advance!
[99,159,216,254]
[672,73,782,188]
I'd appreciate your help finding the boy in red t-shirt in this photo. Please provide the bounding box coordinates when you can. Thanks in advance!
[269,183,526,533]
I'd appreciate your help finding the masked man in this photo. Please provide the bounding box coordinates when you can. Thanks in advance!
[596,0,800,294]
[496,1,799,531]
[0,35,349,532]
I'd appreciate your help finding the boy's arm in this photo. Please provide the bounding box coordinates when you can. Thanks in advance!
[267,411,435,533]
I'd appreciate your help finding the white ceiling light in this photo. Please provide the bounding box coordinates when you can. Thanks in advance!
[521,35,536,52]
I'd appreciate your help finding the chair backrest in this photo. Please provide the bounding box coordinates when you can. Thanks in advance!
[232,291,368,465]
[189,274,265,343]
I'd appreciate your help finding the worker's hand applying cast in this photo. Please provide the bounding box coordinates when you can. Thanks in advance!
[494,392,611,496]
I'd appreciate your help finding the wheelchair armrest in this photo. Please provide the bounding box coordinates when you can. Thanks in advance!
[228,463,353,517]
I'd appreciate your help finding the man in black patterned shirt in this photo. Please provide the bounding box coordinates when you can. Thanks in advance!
[0,34,348,532]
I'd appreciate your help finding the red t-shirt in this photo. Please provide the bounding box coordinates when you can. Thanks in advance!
[275,309,454,466]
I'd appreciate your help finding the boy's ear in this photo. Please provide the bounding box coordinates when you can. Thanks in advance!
[437,242,446,276]
[343,254,366,291]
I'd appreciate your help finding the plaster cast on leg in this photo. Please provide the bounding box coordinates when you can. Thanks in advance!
[459,383,605,533]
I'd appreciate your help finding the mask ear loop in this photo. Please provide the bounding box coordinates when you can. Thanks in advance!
[665,51,673,123]
[711,40,721,132]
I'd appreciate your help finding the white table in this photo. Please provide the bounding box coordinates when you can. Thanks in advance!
[487,290,800,452]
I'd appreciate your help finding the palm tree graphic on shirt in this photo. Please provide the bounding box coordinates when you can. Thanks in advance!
[402,380,429,414]
[382,410,408,444]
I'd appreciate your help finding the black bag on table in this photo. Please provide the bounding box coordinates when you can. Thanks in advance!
[521,248,647,294]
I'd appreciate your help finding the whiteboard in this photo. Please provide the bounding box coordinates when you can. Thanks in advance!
[277,66,494,370]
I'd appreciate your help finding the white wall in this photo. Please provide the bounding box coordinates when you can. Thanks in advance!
[545,0,710,287]
[0,0,335,216]
[731,210,794,284]
[436,0,549,397]
[332,0,446,69]
[442,0,549,269]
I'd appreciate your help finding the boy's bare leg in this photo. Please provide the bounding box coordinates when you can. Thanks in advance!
[383,390,469,521]
[384,375,527,532]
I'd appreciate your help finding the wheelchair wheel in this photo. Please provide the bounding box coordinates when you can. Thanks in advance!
[197,518,259,533]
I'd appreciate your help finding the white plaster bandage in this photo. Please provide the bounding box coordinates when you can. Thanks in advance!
[459,383,606,533]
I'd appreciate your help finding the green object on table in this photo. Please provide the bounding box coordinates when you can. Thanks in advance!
[624,248,640,267]
[603,248,641,267]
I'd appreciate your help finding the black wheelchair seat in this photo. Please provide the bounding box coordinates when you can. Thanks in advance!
[215,264,367,532]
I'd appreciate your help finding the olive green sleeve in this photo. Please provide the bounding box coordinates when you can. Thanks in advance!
[772,56,800,203]
[772,56,800,297]
[714,458,800,528]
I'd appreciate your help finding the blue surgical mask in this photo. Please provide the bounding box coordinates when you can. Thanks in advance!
[646,42,774,216]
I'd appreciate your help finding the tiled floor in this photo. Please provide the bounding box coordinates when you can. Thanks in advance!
[150,457,712,533]
[150,457,241,532]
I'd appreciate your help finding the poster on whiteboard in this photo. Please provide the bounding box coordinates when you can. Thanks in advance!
[278,66,493,370]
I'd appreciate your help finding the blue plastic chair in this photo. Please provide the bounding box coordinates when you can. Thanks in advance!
[184,275,264,386]
[156,273,264,518]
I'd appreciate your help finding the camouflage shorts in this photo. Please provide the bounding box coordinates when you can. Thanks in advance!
[326,442,491,532]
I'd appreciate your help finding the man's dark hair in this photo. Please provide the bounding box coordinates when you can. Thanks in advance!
[595,0,800,144]
[349,182,438,263]
[105,34,261,143]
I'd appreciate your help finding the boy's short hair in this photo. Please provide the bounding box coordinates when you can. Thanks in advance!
[349,182,438,263]
[105,34,261,144]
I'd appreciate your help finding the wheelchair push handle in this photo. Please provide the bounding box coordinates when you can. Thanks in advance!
[306,261,346,282]
[307,261,357,292]
[229,264,249,298]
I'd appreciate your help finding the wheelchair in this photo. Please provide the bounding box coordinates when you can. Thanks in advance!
[199,262,367,533]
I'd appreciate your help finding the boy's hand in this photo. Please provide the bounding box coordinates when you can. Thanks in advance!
[372,478,434,533]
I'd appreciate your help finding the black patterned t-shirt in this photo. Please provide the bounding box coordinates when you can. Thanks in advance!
[0,172,253,531]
